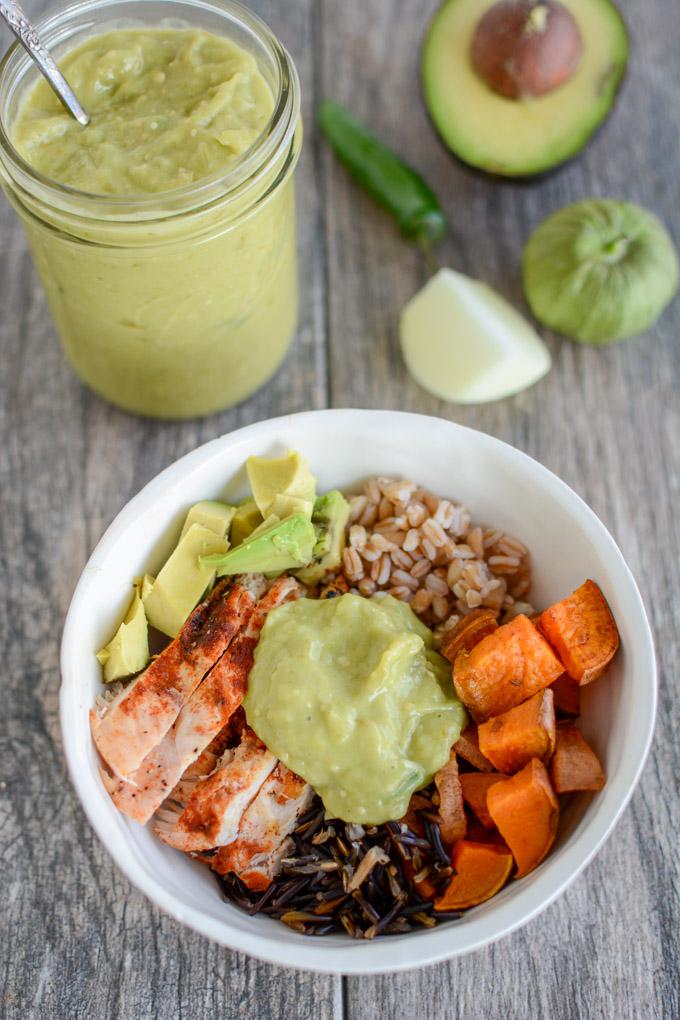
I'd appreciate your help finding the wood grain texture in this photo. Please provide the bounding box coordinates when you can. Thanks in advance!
[1,0,678,1017]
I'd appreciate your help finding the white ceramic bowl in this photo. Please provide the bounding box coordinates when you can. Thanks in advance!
[60,410,656,974]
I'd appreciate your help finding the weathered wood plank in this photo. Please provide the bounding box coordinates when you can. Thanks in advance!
[319,0,679,1016]
[0,2,337,1018]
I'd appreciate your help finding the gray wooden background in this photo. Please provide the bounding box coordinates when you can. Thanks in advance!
[1,1,678,1017]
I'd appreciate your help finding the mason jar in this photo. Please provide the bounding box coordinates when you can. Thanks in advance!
[0,0,301,418]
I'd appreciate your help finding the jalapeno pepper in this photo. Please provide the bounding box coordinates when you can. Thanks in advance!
[318,100,448,248]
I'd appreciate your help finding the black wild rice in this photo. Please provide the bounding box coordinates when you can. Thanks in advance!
[217,788,463,938]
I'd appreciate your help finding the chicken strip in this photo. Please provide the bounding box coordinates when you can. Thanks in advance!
[101,577,300,823]
[154,727,276,852]
[91,578,256,780]
[211,763,313,891]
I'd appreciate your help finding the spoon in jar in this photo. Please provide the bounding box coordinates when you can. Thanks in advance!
[0,0,89,125]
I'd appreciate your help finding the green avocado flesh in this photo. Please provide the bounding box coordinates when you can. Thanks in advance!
[245,594,467,823]
[422,0,629,177]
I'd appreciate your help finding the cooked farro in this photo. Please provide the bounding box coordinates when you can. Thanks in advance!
[332,476,534,645]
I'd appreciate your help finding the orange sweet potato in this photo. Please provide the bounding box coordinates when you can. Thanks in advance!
[550,724,605,793]
[537,580,619,685]
[434,840,513,911]
[459,772,510,828]
[478,689,556,774]
[434,751,466,844]
[454,725,494,772]
[487,758,559,878]
[453,614,564,722]
[441,609,498,664]
[550,673,580,717]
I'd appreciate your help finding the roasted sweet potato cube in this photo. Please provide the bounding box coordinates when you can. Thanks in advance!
[434,840,513,911]
[453,614,564,722]
[454,725,494,772]
[441,609,498,664]
[537,580,619,685]
[478,689,556,774]
[459,772,510,828]
[550,725,605,793]
[550,673,580,716]
[487,758,559,878]
[435,751,466,844]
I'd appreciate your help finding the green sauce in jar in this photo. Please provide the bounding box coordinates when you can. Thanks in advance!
[2,17,301,418]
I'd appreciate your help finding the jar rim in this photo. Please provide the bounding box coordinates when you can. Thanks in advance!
[0,0,300,221]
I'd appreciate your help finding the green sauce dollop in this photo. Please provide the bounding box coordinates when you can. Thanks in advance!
[245,594,467,823]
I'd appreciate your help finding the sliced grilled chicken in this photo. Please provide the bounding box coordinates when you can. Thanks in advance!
[101,577,300,823]
[154,727,276,852]
[91,578,256,780]
[211,763,313,891]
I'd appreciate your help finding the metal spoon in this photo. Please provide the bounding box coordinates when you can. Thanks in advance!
[1,0,89,125]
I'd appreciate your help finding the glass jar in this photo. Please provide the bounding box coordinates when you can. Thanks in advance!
[0,0,301,419]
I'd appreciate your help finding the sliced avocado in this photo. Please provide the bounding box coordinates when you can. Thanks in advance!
[142,523,229,638]
[97,581,150,682]
[246,450,316,519]
[296,490,351,585]
[180,500,235,540]
[202,513,316,576]
[138,573,155,600]
[230,499,264,547]
[422,0,628,177]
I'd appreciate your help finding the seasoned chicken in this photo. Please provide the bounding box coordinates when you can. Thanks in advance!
[154,727,276,852]
[101,577,300,823]
[211,763,313,891]
[91,578,255,780]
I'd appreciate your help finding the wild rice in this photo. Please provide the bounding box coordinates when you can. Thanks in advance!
[219,791,462,938]
[331,476,534,640]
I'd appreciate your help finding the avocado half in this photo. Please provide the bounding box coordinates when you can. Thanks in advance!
[422,0,629,178]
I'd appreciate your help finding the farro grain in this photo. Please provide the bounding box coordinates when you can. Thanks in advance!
[365,478,381,503]
[421,537,437,561]
[425,573,449,596]
[432,595,450,621]
[423,492,439,515]
[422,518,448,548]
[466,589,483,609]
[349,495,368,522]
[410,559,431,580]
[447,561,464,587]
[388,585,412,602]
[361,545,381,563]
[372,533,397,553]
[343,547,364,582]
[349,525,367,549]
[467,526,484,559]
[407,504,427,528]
[391,548,414,570]
[433,500,455,529]
[359,504,378,527]
[391,569,420,591]
[376,553,392,586]
[451,544,476,560]
[411,590,432,614]
[358,578,376,597]
[403,529,420,553]
[379,496,393,520]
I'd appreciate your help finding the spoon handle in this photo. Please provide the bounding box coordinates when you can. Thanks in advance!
[0,0,89,125]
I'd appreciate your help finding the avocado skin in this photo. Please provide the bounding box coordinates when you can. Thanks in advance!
[420,0,629,180]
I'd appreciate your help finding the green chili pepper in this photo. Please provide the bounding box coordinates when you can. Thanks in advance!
[318,100,447,250]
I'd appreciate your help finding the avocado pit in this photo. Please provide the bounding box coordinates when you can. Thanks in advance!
[471,0,583,100]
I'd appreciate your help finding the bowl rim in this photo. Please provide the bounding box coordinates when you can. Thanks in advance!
[59,409,657,974]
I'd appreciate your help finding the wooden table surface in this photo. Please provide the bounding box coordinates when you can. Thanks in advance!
[1,1,678,1017]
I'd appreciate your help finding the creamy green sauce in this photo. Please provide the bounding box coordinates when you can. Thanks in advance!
[244,594,467,824]
[12,28,275,194]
